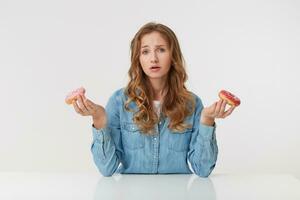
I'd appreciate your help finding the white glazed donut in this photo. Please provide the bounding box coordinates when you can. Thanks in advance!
[65,87,86,105]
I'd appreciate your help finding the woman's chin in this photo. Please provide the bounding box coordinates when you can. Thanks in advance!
[147,74,168,80]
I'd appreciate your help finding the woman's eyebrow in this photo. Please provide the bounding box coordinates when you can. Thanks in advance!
[141,45,167,48]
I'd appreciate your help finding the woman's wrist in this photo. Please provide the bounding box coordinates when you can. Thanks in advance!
[200,115,215,126]
[92,118,106,129]
[92,111,107,129]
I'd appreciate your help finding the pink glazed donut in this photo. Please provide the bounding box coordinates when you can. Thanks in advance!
[65,87,86,105]
[218,90,241,106]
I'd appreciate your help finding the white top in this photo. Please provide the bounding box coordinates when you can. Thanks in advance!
[153,100,161,116]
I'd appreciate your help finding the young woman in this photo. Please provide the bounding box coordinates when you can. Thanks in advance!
[72,22,235,177]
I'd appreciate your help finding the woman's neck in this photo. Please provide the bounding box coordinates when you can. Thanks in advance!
[148,78,167,101]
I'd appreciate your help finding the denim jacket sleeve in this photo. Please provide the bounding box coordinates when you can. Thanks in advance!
[90,91,123,177]
[187,96,218,177]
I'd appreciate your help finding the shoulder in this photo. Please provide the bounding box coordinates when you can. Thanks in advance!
[110,87,126,97]
[189,91,204,108]
[108,87,127,103]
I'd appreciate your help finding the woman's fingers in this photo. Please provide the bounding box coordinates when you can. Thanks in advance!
[85,99,94,110]
[73,95,91,116]
[80,95,95,111]
[204,98,236,120]
[217,100,227,117]
[73,100,84,114]
[68,88,101,117]
[85,98,97,108]
[221,99,227,112]
[223,105,235,118]
[214,99,223,116]
[204,102,216,117]
[77,95,89,113]
[73,95,100,116]
[85,99,98,114]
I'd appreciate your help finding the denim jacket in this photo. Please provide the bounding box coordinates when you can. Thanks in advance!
[91,88,218,177]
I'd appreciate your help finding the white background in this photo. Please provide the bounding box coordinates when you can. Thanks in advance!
[0,0,299,178]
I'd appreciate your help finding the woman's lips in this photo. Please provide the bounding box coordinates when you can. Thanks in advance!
[150,66,161,72]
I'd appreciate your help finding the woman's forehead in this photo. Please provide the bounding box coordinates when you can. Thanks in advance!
[140,32,169,47]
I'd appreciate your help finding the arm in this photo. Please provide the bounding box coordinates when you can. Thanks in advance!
[187,96,218,177]
[90,92,123,177]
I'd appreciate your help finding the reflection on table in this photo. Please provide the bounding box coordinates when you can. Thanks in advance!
[0,172,300,200]
[94,174,215,200]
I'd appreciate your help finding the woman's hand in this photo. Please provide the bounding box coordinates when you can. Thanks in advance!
[72,94,107,129]
[200,99,235,126]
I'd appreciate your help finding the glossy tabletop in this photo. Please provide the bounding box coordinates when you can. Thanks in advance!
[0,172,300,200]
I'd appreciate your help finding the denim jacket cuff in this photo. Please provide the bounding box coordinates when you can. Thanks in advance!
[198,123,217,140]
[92,124,111,142]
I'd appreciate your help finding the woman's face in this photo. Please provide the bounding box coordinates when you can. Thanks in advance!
[139,31,172,81]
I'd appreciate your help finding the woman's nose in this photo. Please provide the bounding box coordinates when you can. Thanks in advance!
[150,52,158,63]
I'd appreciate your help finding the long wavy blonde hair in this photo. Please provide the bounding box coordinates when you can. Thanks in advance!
[124,22,196,135]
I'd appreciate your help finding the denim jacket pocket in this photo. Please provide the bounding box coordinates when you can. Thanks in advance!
[168,128,193,152]
[121,122,145,150]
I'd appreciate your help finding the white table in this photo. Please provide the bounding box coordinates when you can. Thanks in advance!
[0,172,300,200]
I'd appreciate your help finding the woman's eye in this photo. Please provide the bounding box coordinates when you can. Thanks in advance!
[142,50,149,55]
[159,48,165,52]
